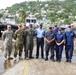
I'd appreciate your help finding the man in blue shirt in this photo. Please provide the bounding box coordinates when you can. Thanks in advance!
[45,27,55,61]
[52,24,58,52]
[53,24,58,36]
[52,24,58,60]
[35,24,46,59]
[65,26,75,63]
[55,28,65,62]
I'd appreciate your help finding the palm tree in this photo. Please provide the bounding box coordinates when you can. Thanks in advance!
[19,9,26,24]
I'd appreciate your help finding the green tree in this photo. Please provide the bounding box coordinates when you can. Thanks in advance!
[64,18,73,24]
[19,9,26,23]
[0,14,3,18]
[35,14,43,19]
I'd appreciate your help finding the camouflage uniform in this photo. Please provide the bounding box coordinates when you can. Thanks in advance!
[2,30,13,57]
[25,29,35,58]
[14,29,24,58]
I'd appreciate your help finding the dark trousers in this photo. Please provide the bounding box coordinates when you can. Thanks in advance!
[45,44,54,59]
[66,45,74,60]
[29,44,33,58]
[56,45,63,60]
[36,38,44,58]
[24,43,33,58]
[24,43,28,58]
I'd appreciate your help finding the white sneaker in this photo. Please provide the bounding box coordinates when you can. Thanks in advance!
[14,58,16,61]
[4,57,7,61]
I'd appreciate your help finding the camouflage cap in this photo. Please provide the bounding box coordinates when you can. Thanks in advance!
[18,24,22,27]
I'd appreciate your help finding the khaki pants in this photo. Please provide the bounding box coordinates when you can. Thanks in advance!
[4,45,12,57]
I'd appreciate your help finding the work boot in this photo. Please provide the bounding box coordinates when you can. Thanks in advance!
[45,58,48,61]
[7,56,13,60]
[50,56,53,59]
[29,56,34,59]
[51,58,55,62]
[41,57,44,59]
[19,57,23,60]
[36,56,38,59]
[56,59,58,61]
[69,59,71,63]
[66,59,69,62]
[58,59,61,62]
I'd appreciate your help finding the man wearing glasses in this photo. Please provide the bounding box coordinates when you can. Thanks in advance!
[2,25,13,60]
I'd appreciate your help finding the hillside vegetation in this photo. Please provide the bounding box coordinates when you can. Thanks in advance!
[0,0,76,24]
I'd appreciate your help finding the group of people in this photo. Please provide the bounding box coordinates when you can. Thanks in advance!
[45,25,75,63]
[2,23,75,63]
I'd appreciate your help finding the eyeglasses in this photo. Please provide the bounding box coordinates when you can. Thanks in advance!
[8,27,11,28]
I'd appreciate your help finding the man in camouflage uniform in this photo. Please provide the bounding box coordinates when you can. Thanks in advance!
[14,24,24,61]
[2,25,13,60]
[25,24,35,59]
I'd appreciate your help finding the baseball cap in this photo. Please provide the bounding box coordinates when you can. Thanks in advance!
[54,24,57,27]
[68,25,71,28]
[58,28,62,31]
[49,27,52,29]
[40,23,43,26]
[29,24,32,27]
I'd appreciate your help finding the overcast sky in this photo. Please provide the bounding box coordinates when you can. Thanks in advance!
[0,0,47,9]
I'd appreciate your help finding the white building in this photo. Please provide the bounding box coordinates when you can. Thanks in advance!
[5,15,16,24]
